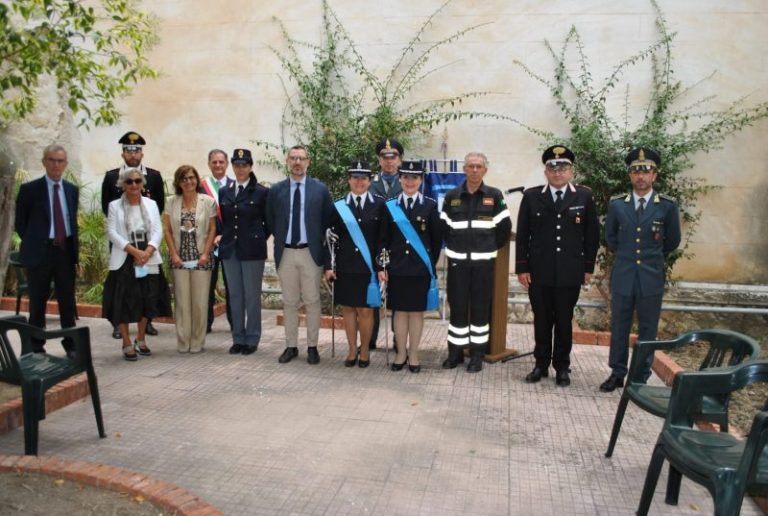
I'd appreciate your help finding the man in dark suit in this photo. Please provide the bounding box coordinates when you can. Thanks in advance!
[599,147,681,392]
[515,145,599,387]
[266,145,334,364]
[14,145,79,358]
[100,131,165,338]
[200,149,235,333]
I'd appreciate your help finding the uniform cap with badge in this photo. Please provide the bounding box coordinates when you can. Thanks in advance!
[398,160,424,177]
[375,138,404,158]
[347,160,372,177]
[625,147,660,172]
[231,148,253,165]
[119,131,146,152]
[541,144,575,167]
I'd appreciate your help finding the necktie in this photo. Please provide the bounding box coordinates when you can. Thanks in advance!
[355,195,362,217]
[291,183,301,245]
[637,197,646,217]
[554,190,563,210]
[52,183,66,247]
[237,185,244,196]
[407,197,414,213]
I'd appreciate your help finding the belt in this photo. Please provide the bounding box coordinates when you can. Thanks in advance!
[284,243,309,249]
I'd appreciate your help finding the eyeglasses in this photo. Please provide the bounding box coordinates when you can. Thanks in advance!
[288,156,308,162]
[180,175,197,183]
[545,163,572,173]
[124,178,143,186]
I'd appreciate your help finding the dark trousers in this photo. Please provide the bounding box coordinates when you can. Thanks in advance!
[528,284,581,372]
[26,241,76,352]
[207,254,232,329]
[446,261,493,349]
[609,278,663,379]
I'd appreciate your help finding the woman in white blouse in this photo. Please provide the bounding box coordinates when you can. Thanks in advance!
[102,168,171,361]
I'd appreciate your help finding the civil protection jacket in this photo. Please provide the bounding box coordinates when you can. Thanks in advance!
[440,181,511,264]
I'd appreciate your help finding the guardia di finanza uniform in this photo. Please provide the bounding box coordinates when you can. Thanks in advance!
[515,182,599,373]
[324,191,388,307]
[605,191,681,379]
[441,182,511,348]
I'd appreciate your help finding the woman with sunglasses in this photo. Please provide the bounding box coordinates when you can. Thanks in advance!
[103,168,171,361]
[163,165,217,353]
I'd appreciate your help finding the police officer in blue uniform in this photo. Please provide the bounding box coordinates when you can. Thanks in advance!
[599,147,681,392]
[516,145,599,387]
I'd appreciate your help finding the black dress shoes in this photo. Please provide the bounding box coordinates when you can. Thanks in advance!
[278,347,299,363]
[525,367,549,383]
[145,321,158,336]
[344,357,357,367]
[599,374,624,392]
[408,364,421,373]
[112,327,121,340]
[307,347,320,364]
[229,344,244,354]
[241,345,257,355]
[555,370,571,387]
[391,361,406,371]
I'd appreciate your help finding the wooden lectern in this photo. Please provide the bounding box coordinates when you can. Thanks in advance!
[485,233,518,362]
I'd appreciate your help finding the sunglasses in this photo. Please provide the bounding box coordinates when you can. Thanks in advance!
[124,178,143,185]
[180,175,197,182]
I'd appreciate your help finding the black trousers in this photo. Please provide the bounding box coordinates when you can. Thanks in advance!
[26,240,77,352]
[528,284,581,372]
[446,261,494,349]
[207,254,232,329]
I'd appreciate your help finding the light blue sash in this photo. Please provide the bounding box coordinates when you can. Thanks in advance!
[385,199,439,311]
[334,199,381,307]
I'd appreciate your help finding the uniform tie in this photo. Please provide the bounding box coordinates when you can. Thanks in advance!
[355,195,362,217]
[637,197,646,217]
[237,185,244,196]
[554,189,563,210]
[406,197,414,213]
[52,183,66,247]
[291,183,302,246]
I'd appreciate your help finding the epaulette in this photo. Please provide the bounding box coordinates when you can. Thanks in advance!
[610,193,627,201]
[371,193,386,200]
[658,193,677,203]
[574,183,592,191]
[527,185,544,194]
[423,194,437,203]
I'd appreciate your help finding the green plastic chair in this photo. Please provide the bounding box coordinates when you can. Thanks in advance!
[8,251,28,315]
[637,360,768,516]
[0,315,106,455]
[605,329,761,458]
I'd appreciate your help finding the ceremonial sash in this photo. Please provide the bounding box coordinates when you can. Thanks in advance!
[334,199,381,307]
[385,199,439,311]
[201,177,222,221]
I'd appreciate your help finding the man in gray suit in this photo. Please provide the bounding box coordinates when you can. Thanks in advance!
[266,145,334,364]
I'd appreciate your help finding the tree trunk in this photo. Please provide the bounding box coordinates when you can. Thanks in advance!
[0,146,17,294]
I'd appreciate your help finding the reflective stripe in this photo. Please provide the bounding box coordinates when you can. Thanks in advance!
[445,248,468,260]
[470,334,489,344]
[448,335,470,345]
[448,324,470,335]
[493,210,511,224]
[470,324,490,333]
[470,251,497,260]
[471,220,494,229]
[440,212,471,229]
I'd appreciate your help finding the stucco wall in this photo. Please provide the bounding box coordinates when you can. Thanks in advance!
[7,0,768,282]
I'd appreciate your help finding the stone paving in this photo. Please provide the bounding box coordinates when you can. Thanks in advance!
[0,309,760,515]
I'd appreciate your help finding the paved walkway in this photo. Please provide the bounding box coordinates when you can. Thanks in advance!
[0,309,759,515]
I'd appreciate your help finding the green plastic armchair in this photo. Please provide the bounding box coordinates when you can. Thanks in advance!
[0,315,106,455]
[605,329,760,458]
[637,360,768,516]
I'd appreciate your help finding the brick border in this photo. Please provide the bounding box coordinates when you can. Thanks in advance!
[0,454,221,515]
[0,374,89,436]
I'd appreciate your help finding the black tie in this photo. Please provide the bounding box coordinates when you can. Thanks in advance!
[407,197,414,213]
[52,183,66,247]
[554,190,563,210]
[355,196,362,217]
[291,183,301,245]
[237,185,244,196]
[637,197,646,217]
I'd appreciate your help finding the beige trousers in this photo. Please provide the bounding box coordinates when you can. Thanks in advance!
[277,248,322,348]
[172,268,212,353]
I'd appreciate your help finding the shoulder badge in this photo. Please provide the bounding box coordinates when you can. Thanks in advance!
[610,193,627,202]
[574,183,592,191]
[659,193,677,203]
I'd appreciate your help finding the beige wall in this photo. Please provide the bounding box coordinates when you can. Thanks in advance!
[8,0,768,282]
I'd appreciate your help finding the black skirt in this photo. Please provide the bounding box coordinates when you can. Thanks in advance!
[335,272,375,308]
[102,257,172,326]
[387,274,430,311]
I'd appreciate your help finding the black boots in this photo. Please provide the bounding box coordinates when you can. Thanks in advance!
[441,343,465,369]
[466,344,484,373]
